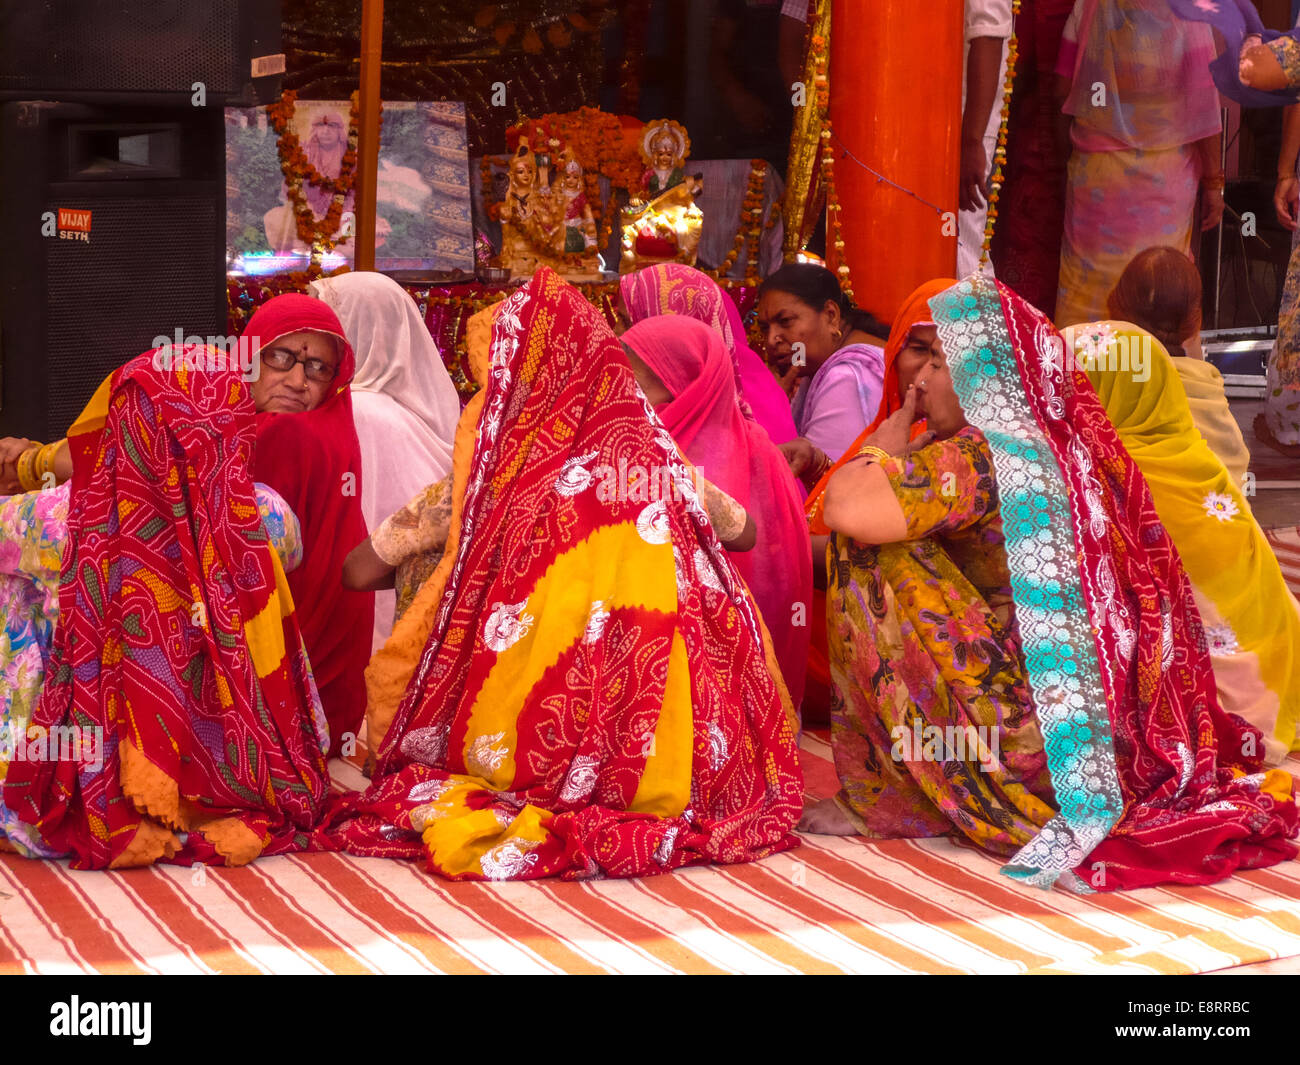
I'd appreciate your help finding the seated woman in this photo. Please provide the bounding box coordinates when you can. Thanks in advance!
[755,262,890,481]
[307,271,461,653]
[1,346,330,867]
[0,467,305,856]
[619,262,798,446]
[1067,318,1300,764]
[244,294,374,756]
[621,316,813,712]
[799,279,956,723]
[807,276,1296,892]
[1106,246,1251,487]
[322,268,803,880]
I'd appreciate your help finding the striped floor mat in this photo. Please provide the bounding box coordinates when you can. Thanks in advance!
[2,733,1299,975]
[1266,526,1300,598]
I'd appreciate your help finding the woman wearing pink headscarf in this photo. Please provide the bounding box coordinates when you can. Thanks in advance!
[620,264,798,446]
[622,316,812,711]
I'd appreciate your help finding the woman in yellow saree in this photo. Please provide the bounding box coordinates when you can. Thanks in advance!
[325,268,803,880]
[1065,319,1300,763]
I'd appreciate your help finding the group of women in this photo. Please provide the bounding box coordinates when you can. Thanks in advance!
[0,249,1296,893]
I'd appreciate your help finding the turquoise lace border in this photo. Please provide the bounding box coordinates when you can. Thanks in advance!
[930,280,1125,893]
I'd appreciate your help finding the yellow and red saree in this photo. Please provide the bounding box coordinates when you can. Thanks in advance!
[324,268,803,879]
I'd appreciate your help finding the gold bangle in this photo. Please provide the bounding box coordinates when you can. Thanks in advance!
[1203,174,1226,191]
[16,445,43,492]
[856,444,892,464]
[811,448,831,480]
[35,441,63,484]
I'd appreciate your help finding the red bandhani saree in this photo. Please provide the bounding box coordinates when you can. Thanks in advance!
[934,278,1298,891]
[322,268,803,880]
[3,349,330,868]
[246,294,373,755]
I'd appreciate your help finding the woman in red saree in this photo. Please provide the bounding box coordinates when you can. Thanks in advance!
[621,315,813,713]
[244,294,373,755]
[322,268,802,880]
[3,347,330,868]
[816,277,1297,891]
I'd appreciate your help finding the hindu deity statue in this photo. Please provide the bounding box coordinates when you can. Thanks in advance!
[639,120,690,199]
[497,138,562,279]
[551,147,601,277]
[620,119,703,273]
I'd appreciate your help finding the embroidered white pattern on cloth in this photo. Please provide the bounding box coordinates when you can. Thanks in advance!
[483,600,534,652]
[931,277,1125,893]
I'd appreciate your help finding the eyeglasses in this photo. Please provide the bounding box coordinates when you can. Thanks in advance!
[261,346,339,383]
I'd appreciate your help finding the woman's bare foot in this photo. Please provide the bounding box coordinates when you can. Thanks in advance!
[798,796,859,835]
[1254,412,1300,458]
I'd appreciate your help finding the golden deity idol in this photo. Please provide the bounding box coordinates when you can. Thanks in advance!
[620,119,703,273]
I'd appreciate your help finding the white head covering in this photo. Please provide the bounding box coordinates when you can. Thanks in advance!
[308,271,461,651]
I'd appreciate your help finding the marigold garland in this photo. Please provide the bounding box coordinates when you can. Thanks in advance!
[268,89,379,263]
[807,21,853,302]
[981,0,1022,266]
[709,159,777,286]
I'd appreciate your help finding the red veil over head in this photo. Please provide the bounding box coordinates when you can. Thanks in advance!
[244,293,373,755]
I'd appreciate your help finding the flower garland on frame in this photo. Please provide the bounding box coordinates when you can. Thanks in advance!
[267,89,378,263]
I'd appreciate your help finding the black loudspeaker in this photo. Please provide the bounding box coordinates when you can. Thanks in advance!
[0,1,284,106]
[0,100,225,440]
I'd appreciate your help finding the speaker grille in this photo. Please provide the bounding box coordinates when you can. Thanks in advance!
[0,1,241,95]
[44,196,221,436]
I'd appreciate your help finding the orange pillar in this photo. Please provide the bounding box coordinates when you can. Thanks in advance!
[830,0,963,322]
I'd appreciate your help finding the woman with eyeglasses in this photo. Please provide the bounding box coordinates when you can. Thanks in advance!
[0,336,332,865]
[244,294,373,758]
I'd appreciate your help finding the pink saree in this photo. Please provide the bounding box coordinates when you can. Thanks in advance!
[621,264,798,445]
[622,315,813,711]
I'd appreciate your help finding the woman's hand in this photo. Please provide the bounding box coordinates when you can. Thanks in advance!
[1276,176,1299,231]
[858,385,935,458]
[778,436,815,476]
[1200,185,1225,232]
[0,437,34,494]
[1240,39,1290,91]
[778,436,830,487]
[342,537,397,591]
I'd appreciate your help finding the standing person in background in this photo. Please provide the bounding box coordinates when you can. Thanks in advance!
[1258,50,1300,457]
[959,0,1014,278]
[1053,0,1224,328]
[308,272,461,652]
[778,0,813,95]
[990,0,1076,317]
[708,0,795,172]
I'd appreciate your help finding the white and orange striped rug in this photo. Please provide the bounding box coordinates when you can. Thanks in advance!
[1266,525,1300,599]
[2,733,1299,975]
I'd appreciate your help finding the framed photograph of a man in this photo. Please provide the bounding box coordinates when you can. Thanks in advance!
[226,99,474,276]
